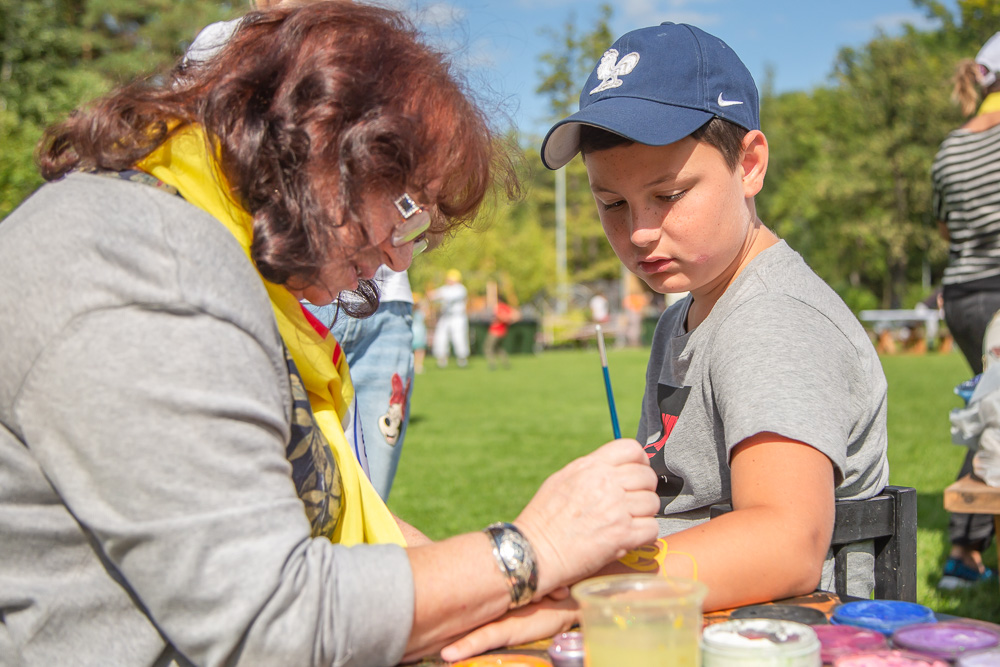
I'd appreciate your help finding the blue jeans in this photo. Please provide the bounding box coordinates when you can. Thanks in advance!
[311,301,415,501]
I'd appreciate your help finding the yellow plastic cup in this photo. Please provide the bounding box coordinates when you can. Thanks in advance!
[570,574,708,667]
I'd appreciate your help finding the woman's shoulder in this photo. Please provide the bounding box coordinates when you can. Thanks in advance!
[2,172,275,337]
[957,111,1000,134]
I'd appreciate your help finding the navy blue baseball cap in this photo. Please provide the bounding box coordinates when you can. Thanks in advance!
[541,22,759,170]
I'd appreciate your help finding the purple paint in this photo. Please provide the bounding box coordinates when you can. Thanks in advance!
[892,622,1000,661]
[547,631,584,667]
[813,624,888,663]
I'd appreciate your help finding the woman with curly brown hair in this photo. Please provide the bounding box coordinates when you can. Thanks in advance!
[0,3,659,665]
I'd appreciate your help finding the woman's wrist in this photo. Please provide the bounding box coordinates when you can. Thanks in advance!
[483,522,539,609]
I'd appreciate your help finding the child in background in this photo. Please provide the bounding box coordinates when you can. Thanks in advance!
[484,295,520,370]
[541,22,889,611]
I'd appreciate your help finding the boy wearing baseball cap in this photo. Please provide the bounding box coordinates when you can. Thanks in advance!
[542,23,890,611]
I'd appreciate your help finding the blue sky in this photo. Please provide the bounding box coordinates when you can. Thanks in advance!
[386,0,959,139]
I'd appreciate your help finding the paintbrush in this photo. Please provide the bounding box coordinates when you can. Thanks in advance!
[595,324,622,439]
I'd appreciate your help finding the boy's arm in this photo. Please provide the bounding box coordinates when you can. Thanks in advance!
[605,431,835,611]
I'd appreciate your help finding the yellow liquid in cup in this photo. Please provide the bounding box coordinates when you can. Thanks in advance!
[571,574,707,667]
[584,624,699,666]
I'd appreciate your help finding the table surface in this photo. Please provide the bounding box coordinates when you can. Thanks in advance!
[944,474,1000,514]
[407,591,846,666]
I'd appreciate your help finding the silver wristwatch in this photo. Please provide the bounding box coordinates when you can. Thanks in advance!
[483,522,538,609]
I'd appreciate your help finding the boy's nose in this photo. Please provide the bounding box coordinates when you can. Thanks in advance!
[629,212,661,247]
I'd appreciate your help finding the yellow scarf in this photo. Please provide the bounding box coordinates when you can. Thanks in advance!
[137,126,404,546]
[978,92,1000,115]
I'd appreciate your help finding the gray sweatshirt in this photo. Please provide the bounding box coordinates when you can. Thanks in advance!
[0,173,414,666]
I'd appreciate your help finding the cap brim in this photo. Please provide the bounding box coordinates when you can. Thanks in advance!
[540,97,714,170]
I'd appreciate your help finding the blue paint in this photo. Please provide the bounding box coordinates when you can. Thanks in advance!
[831,600,936,635]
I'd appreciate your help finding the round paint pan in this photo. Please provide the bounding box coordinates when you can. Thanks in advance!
[892,621,1000,662]
[831,600,935,635]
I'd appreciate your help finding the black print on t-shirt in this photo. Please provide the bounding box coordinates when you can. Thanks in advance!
[646,384,691,513]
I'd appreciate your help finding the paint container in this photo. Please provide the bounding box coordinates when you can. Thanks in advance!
[451,655,551,666]
[891,621,1000,662]
[957,646,1000,666]
[547,631,584,667]
[701,618,822,666]
[572,574,707,667]
[812,624,888,663]
[831,601,935,636]
[732,604,829,626]
[832,649,949,666]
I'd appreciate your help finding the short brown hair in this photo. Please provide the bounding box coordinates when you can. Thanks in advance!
[578,117,748,171]
[39,1,518,313]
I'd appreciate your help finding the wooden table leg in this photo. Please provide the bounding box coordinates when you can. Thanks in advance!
[995,516,1000,593]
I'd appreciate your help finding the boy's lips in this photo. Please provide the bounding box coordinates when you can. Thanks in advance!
[637,257,674,274]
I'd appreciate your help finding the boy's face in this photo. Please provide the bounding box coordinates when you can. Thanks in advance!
[585,134,764,298]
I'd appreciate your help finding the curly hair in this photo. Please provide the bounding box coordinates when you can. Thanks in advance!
[38,1,519,316]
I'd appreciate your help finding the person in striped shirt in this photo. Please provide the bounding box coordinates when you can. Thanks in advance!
[931,31,1000,589]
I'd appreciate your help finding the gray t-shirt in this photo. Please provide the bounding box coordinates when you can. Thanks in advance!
[0,173,414,666]
[638,242,889,591]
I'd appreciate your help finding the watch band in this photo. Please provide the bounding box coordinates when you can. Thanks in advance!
[483,522,539,609]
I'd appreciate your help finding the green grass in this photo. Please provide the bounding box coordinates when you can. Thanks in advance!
[389,347,999,623]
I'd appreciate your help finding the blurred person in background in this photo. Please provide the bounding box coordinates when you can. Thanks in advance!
[429,268,470,368]
[484,293,520,370]
[931,30,1000,589]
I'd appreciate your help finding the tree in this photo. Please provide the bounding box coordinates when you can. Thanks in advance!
[0,0,237,217]
[533,4,621,297]
[758,4,980,311]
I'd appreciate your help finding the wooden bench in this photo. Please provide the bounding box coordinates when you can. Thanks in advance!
[943,474,1000,591]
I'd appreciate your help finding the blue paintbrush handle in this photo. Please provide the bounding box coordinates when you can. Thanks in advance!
[602,365,622,439]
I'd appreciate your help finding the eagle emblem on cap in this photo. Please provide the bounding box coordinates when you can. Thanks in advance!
[590,48,640,94]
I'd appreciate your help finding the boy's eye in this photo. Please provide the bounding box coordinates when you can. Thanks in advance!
[659,191,686,203]
[600,200,625,211]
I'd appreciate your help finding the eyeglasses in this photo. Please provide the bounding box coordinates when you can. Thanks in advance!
[392,193,431,257]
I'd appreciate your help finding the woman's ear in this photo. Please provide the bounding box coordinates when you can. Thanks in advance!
[739,130,768,198]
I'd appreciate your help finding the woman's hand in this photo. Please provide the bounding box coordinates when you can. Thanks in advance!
[514,438,659,595]
[438,589,579,663]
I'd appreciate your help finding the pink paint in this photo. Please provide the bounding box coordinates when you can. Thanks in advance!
[957,647,1000,666]
[833,650,949,666]
[812,624,887,663]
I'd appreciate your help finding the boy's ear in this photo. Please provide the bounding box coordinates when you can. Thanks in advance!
[739,130,768,198]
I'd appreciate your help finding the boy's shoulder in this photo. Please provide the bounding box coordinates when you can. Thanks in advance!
[732,241,845,312]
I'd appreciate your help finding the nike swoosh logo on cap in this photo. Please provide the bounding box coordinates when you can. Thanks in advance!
[718,93,743,107]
